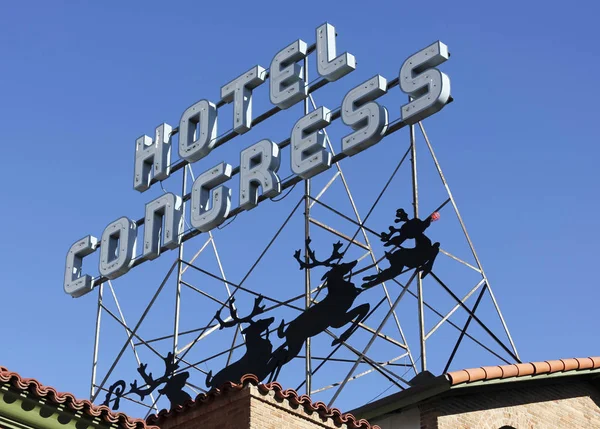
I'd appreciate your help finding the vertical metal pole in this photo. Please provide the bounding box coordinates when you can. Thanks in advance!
[174,165,188,356]
[303,54,312,396]
[409,101,426,373]
[90,283,103,399]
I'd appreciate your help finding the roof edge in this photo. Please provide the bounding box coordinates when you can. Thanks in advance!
[0,366,155,429]
[351,356,600,421]
[349,374,450,421]
[147,374,381,429]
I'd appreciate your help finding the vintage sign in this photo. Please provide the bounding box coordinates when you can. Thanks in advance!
[64,23,451,298]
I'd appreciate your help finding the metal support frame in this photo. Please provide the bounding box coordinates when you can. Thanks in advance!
[303,54,312,397]
[444,284,487,373]
[409,109,426,373]
[89,284,103,399]
[418,122,520,362]
[327,271,418,406]
[174,166,187,357]
[88,85,520,416]
[307,93,417,377]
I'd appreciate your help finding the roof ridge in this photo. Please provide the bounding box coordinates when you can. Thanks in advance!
[0,366,156,429]
[146,373,380,429]
[446,356,600,386]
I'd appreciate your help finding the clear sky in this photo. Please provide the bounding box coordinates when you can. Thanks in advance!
[1,0,599,418]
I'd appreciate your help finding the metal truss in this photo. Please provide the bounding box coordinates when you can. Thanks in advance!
[88,95,520,417]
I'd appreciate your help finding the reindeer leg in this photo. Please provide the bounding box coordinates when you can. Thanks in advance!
[268,349,288,383]
[420,243,440,278]
[266,344,291,383]
[331,304,370,346]
[362,266,403,289]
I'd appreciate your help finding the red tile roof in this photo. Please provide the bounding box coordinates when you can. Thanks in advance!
[0,366,157,429]
[446,357,600,386]
[146,373,381,429]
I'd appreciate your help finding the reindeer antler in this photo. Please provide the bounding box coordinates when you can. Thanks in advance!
[380,225,402,242]
[294,238,345,269]
[129,352,179,401]
[216,296,265,329]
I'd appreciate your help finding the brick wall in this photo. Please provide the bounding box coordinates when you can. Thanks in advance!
[153,387,251,429]
[153,384,360,429]
[249,386,345,429]
[419,380,600,429]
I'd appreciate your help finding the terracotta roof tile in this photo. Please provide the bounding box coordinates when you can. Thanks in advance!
[531,361,551,375]
[481,365,503,380]
[146,374,380,429]
[561,358,580,372]
[499,364,519,378]
[514,363,535,377]
[446,356,600,387]
[0,366,155,429]
[546,359,565,373]
[446,369,470,385]
[466,367,487,383]
[576,357,594,370]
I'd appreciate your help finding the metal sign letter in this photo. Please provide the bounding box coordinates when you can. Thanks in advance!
[179,100,218,162]
[316,23,356,82]
[133,123,173,192]
[239,139,282,211]
[221,66,267,135]
[98,217,138,280]
[64,235,99,298]
[143,193,184,260]
[341,75,389,157]
[269,40,308,109]
[400,41,451,124]
[190,163,233,232]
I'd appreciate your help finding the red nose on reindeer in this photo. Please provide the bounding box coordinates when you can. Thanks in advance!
[431,212,440,222]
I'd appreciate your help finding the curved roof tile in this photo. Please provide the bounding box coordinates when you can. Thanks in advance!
[146,374,380,429]
[0,366,156,429]
[446,356,600,386]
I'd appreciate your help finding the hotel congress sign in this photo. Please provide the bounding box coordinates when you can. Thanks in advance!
[64,23,452,298]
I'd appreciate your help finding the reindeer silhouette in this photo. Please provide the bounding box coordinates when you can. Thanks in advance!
[206,295,275,388]
[362,208,440,289]
[103,352,191,410]
[268,239,370,381]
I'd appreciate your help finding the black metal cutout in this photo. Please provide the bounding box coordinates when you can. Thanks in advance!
[205,295,275,389]
[267,239,370,382]
[102,352,190,410]
[362,208,440,289]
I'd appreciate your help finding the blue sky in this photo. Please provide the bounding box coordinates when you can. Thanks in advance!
[1,0,599,417]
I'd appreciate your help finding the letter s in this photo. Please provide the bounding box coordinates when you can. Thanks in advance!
[400,41,451,124]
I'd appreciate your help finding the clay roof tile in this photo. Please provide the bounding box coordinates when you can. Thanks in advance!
[481,366,503,380]
[0,366,154,429]
[514,363,535,377]
[546,359,566,373]
[146,374,381,429]
[575,357,595,370]
[561,358,580,371]
[466,368,487,382]
[447,356,600,387]
[446,369,471,385]
[499,364,519,378]
[531,361,551,375]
